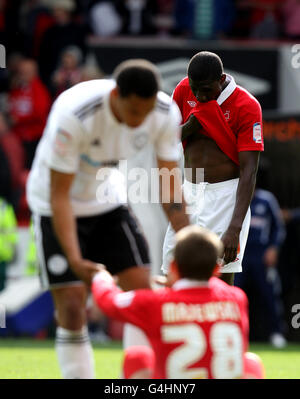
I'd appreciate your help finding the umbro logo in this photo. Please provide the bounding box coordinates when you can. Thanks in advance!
[187,101,196,107]
[91,138,101,146]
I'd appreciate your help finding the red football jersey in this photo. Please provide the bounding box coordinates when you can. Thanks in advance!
[8,77,51,141]
[92,275,249,379]
[173,75,264,153]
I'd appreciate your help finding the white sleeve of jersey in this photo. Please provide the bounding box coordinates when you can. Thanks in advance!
[46,110,84,174]
[154,102,182,162]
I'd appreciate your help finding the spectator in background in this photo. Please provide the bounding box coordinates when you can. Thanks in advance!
[281,0,300,40]
[38,0,86,86]
[235,160,287,348]
[0,143,12,205]
[0,53,24,94]
[0,112,25,210]
[0,196,18,292]
[173,0,235,39]
[173,0,194,37]
[236,0,282,39]
[19,0,55,58]
[0,0,6,43]
[8,58,51,169]
[51,45,84,98]
[0,0,23,54]
[152,0,174,36]
[193,0,236,40]
[89,0,122,37]
[115,0,157,35]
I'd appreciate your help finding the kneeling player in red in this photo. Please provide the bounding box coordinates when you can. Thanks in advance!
[92,225,249,379]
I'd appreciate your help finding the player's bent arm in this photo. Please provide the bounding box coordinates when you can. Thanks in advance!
[181,114,202,142]
[222,151,260,263]
[156,158,190,232]
[92,271,152,330]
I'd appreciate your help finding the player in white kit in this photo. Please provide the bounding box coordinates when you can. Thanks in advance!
[27,59,189,378]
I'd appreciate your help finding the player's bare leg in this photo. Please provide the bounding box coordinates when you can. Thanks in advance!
[219,272,235,286]
[116,265,151,291]
[51,285,95,379]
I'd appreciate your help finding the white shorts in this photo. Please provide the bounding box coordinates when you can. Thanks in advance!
[161,178,251,274]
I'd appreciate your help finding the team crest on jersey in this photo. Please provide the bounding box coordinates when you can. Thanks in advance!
[253,122,262,144]
[133,132,148,150]
[187,101,196,107]
[224,110,230,120]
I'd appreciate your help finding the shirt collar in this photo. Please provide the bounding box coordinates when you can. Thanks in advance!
[172,278,209,291]
[217,74,236,106]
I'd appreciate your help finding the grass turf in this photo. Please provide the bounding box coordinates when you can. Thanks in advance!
[0,339,299,379]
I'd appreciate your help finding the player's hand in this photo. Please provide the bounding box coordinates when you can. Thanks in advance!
[92,268,114,285]
[263,246,278,268]
[221,227,240,264]
[181,115,202,141]
[151,275,168,288]
[70,258,104,286]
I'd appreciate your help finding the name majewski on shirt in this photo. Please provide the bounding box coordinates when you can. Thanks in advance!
[162,301,241,323]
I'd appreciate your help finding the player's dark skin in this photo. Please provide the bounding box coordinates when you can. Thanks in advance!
[182,74,260,285]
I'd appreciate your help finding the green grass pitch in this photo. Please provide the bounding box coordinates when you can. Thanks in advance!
[0,339,299,379]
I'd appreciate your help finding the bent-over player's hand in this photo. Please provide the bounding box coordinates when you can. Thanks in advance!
[70,258,104,286]
[151,275,169,288]
[221,227,240,264]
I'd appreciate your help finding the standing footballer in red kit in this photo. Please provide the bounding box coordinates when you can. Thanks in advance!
[162,51,264,286]
[92,226,249,379]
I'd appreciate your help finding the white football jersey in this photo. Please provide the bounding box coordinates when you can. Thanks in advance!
[27,79,181,216]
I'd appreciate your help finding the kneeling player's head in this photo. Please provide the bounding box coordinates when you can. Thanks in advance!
[174,225,223,281]
[112,59,160,128]
[187,51,226,103]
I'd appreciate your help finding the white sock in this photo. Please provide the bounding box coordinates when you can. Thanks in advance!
[123,323,151,349]
[55,326,95,379]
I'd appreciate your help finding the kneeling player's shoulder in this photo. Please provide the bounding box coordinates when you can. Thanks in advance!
[231,284,248,305]
[210,277,247,304]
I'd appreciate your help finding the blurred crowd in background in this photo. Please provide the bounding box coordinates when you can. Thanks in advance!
[0,0,300,346]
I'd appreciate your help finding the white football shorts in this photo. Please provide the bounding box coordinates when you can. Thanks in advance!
[161,178,251,274]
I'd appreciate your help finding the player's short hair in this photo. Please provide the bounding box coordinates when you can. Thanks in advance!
[174,225,223,280]
[187,51,224,82]
[113,59,161,98]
